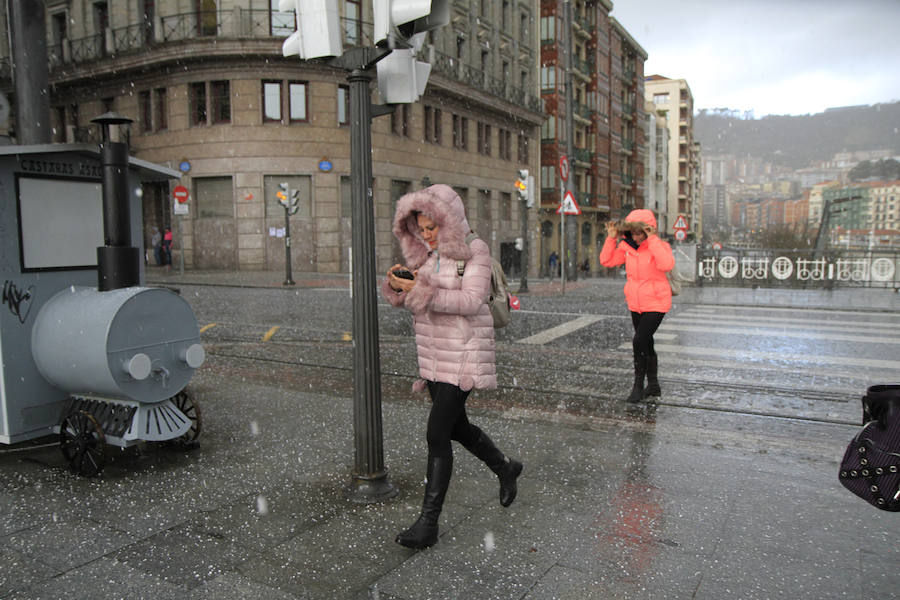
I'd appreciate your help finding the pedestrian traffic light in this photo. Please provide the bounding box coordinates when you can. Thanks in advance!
[373,0,450,49]
[278,0,342,59]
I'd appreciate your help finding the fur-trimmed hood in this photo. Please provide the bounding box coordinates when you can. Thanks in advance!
[391,184,473,269]
[623,208,657,230]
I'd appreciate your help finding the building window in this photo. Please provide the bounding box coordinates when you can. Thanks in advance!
[476,188,491,225]
[391,104,410,137]
[517,134,529,164]
[340,175,352,218]
[263,81,308,123]
[190,82,207,126]
[541,115,555,139]
[195,176,233,219]
[211,80,230,123]
[653,92,670,104]
[499,128,512,161]
[338,85,348,126]
[452,114,468,151]
[288,82,307,121]
[270,0,293,36]
[540,16,555,41]
[477,122,491,156]
[53,106,67,143]
[424,105,441,144]
[139,90,152,132]
[344,0,362,45]
[198,0,217,36]
[501,191,512,221]
[264,175,312,218]
[520,11,529,41]
[540,67,556,92]
[155,87,167,130]
[263,81,282,121]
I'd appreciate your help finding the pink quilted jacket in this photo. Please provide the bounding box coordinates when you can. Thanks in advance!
[381,184,497,391]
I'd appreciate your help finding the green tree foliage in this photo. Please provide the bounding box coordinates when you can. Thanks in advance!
[848,158,900,181]
[757,225,814,250]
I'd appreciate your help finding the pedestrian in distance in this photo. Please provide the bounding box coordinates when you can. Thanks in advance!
[599,209,675,403]
[382,184,523,550]
[150,226,162,266]
[548,251,558,279]
[161,227,173,268]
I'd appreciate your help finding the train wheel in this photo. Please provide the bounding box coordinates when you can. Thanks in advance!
[172,390,202,445]
[59,410,106,477]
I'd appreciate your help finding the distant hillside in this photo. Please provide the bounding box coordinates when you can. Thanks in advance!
[693,101,900,169]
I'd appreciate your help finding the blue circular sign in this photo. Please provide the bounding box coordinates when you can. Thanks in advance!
[318,159,333,172]
[179,160,191,173]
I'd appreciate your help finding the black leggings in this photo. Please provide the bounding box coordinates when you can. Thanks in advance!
[630,311,665,358]
[425,381,480,460]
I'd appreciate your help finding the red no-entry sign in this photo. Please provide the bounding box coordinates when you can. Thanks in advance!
[172,185,189,203]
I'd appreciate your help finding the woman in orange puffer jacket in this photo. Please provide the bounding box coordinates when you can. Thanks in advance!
[382,184,523,550]
[599,209,675,403]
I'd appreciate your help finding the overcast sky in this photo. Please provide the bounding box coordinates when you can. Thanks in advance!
[609,0,900,117]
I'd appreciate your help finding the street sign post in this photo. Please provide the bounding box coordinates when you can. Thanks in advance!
[558,155,569,182]
[172,185,189,203]
[557,190,581,215]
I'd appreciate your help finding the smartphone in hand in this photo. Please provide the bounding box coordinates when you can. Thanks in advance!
[392,269,414,280]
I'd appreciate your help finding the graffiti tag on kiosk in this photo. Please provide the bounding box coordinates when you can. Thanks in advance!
[2,280,35,324]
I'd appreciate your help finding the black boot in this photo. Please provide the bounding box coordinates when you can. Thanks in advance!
[396,455,452,549]
[644,352,661,398]
[625,355,647,403]
[464,430,523,507]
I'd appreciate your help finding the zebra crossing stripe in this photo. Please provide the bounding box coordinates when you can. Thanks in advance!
[617,342,899,370]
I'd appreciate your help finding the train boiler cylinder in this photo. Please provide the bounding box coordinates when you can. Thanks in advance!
[30,286,205,404]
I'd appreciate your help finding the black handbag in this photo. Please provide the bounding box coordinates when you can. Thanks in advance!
[838,384,900,511]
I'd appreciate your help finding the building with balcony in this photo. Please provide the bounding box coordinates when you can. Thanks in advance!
[644,74,698,236]
[538,1,647,276]
[644,100,668,220]
[0,1,544,275]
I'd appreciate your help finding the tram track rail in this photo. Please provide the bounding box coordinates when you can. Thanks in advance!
[204,340,862,428]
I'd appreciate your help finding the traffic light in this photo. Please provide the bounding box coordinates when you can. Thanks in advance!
[515,169,529,201]
[278,182,299,215]
[373,0,450,49]
[377,40,432,104]
[278,0,342,59]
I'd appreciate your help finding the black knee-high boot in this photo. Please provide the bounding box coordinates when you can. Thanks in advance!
[625,355,647,403]
[644,352,661,398]
[396,455,453,549]
[464,429,523,507]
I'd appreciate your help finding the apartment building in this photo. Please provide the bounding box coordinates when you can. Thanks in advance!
[644,100,668,220]
[0,1,544,274]
[644,74,699,237]
[538,1,647,276]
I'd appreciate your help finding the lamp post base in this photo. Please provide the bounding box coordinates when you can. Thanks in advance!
[346,471,398,504]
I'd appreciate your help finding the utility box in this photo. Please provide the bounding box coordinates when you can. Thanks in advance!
[0,144,180,443]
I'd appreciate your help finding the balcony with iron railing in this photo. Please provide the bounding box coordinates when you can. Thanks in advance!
[30,10,542,114]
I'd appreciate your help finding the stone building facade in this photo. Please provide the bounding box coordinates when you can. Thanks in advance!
[0,1,544,275]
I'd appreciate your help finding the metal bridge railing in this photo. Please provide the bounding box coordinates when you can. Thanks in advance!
[697,248,900,289]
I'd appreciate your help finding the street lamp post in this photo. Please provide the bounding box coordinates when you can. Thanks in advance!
[331,47,397,503]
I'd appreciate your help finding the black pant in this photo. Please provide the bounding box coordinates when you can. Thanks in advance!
[630,311,665,358]
[425,381,480,459]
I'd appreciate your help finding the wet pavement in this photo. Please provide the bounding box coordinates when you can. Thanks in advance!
[0,269,898,599]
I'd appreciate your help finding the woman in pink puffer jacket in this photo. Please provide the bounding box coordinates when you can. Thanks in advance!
[382,184,522,550]
[600,208,675,403]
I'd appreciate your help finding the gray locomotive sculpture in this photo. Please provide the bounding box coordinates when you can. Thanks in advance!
[0,115,204,476]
